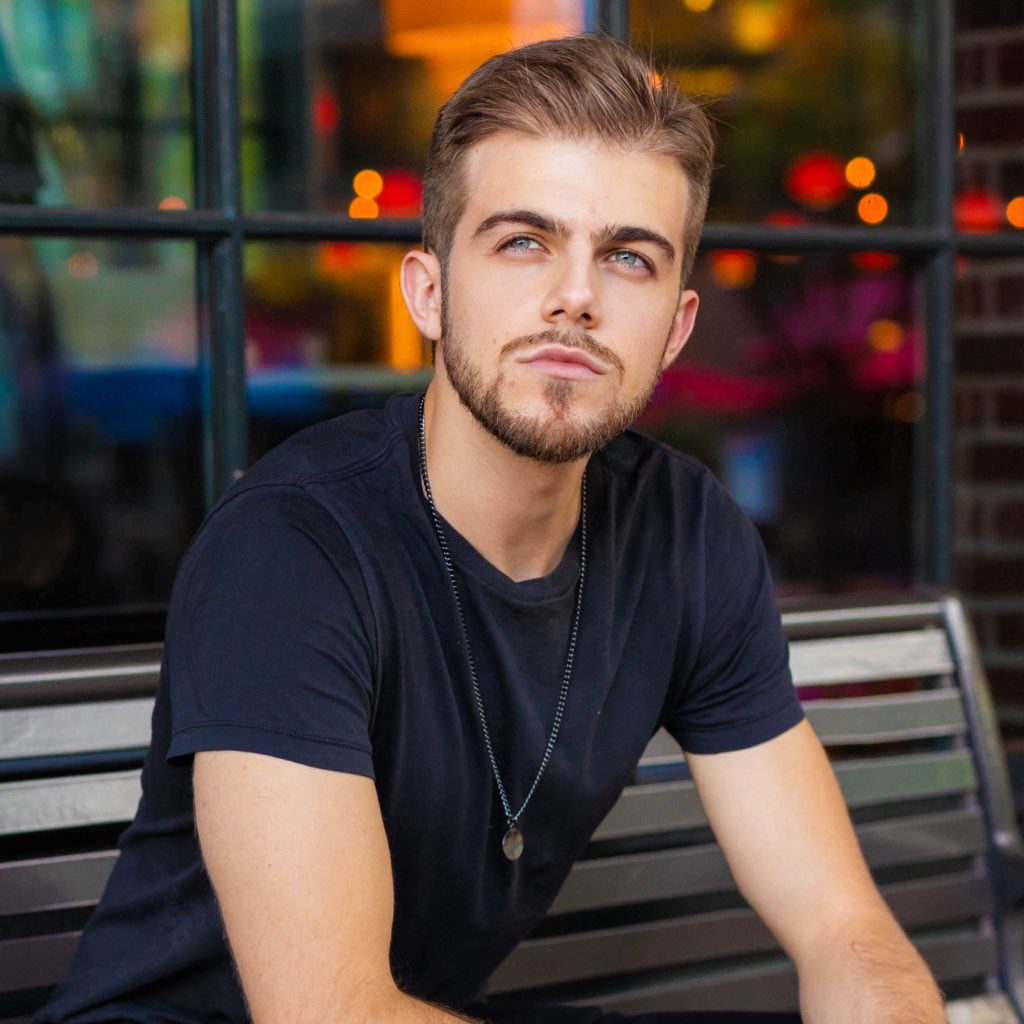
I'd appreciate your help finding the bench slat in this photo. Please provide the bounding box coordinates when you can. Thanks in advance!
[789,628,953,686]
[802,689,967,744]
[558,808,986,913]
[639,690,968,767]
[0,644,161,704]
[586,929,996,1016]
[0,771,141,836]
[0,700,154,760]
[598,750,977,839]
[490,871,993,993]
[0,851,119,915]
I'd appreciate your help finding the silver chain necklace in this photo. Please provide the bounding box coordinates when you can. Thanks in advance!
[417,395,587,861]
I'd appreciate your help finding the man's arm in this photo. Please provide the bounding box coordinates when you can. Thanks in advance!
[194,750,479,1024]
[685,719,946,1024]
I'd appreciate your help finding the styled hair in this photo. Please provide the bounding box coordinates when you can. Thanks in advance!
[422,33,716,286]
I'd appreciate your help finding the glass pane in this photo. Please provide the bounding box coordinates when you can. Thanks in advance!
[638,249,923,592]
[0,237,201,646]
[240,0,584,213]
[245,241,428,459]
[630,0,918,226]
[0,1,193,208]
[954,254,1024,741]
[955,4,1024,235]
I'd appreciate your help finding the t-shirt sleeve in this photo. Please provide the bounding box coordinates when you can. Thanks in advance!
[664,478,804,755]
[164,484,377,778]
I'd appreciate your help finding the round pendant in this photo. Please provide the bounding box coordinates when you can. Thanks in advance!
[502,825,524,861]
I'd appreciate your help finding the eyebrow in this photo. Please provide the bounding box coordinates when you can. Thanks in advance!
[472,209,677,266]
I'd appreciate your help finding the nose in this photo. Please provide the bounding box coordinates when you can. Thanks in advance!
[542,250,602,329]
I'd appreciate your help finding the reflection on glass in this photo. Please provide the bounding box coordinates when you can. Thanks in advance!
[0,2,192,208]
[240,0,584,213]
[955,5,1024,235]
[244,242,430,459]
[0,237,200,629]
[631,0,916,225]
[638,250,923,592]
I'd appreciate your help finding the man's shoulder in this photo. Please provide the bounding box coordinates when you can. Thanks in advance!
[185,395,417,563]
[236,397,411,492]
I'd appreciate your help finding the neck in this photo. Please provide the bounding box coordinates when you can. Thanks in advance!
[420,383,587,583]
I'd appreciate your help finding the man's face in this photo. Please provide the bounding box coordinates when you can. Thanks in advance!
[436,132,698,464]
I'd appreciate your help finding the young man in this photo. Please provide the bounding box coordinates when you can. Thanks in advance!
[39,33,945,1024]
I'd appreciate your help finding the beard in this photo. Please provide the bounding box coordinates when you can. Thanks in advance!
[439,302,669,464]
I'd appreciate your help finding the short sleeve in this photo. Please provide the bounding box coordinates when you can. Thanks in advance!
[164,484,377,778]
[665,480,804,754]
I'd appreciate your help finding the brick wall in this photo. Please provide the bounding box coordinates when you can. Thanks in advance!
[954,8,1024,740]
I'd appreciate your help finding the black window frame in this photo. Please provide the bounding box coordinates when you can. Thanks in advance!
[0,0,1016,608]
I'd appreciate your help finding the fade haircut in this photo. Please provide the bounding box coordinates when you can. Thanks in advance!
[422,32,716,287]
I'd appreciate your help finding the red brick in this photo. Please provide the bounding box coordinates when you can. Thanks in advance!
[985,667,1024,713]
[955,277,984,319]
[955,497,985,539]
[1002,161,1024,198]
[957,334,1024,374]
[964,104,1024,145]
[955,388,986,427]
[995,391,1024,427]
[956,553,1024,594]
[996,612,1024,647]
[997,275,1024,317]
[997,41,1024,87]
[995,502,1024,541]
[969,443,1024,481]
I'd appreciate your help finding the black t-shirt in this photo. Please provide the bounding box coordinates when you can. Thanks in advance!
[37,392,804,1024]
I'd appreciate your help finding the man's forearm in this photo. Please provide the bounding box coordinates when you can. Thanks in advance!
[350,984,480,1024]
[797,907,946,1024]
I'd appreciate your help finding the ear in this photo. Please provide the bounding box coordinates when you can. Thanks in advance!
[661,288,699,370]
[400,249,443,341]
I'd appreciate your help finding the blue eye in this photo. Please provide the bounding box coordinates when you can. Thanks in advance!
[503,236,540,252]
[610,250,650,271]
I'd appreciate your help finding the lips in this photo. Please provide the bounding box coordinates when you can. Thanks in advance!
[519,345,608,379]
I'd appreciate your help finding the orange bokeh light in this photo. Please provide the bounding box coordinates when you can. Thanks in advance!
[844,157,876,190]
[158,196,188,210]
[349,196,379,219]
[1007,196,1024,229]
[857,193,889,224]
[353,170,384,200]
[67,251,99,279]
[867,319,904,353]
[710,250,757,289]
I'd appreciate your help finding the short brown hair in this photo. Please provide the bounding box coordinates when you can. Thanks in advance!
[422,33,715,286]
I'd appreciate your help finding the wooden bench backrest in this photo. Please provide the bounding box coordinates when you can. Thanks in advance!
[1,595,1021,1021]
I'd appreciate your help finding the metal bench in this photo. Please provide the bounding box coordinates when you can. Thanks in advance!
[2,592,1022,1022]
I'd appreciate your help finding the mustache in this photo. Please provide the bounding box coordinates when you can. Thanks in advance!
[499,329,625,376]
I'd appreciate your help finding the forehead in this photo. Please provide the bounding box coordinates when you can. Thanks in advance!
[456,132,690,244]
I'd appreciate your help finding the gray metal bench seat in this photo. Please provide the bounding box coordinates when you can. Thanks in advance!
[1,592,1022,1022]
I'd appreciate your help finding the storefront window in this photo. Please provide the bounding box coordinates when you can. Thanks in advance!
[0,1,193,209]
[631,0,918,226]
[240,0,585,213]
[0,237,201,635]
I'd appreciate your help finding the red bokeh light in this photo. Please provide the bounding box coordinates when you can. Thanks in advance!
[377,170,423,217]
[954,189,1003,233]
[313,88,341,136]
[851,251,900,273]
[784,152,848,210]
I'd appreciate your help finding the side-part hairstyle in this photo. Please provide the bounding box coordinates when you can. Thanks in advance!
[422,32,716,287]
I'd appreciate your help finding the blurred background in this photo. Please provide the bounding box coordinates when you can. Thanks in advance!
[0,1,1021,742]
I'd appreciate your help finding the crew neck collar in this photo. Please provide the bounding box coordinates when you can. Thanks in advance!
[389,392,585,604]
